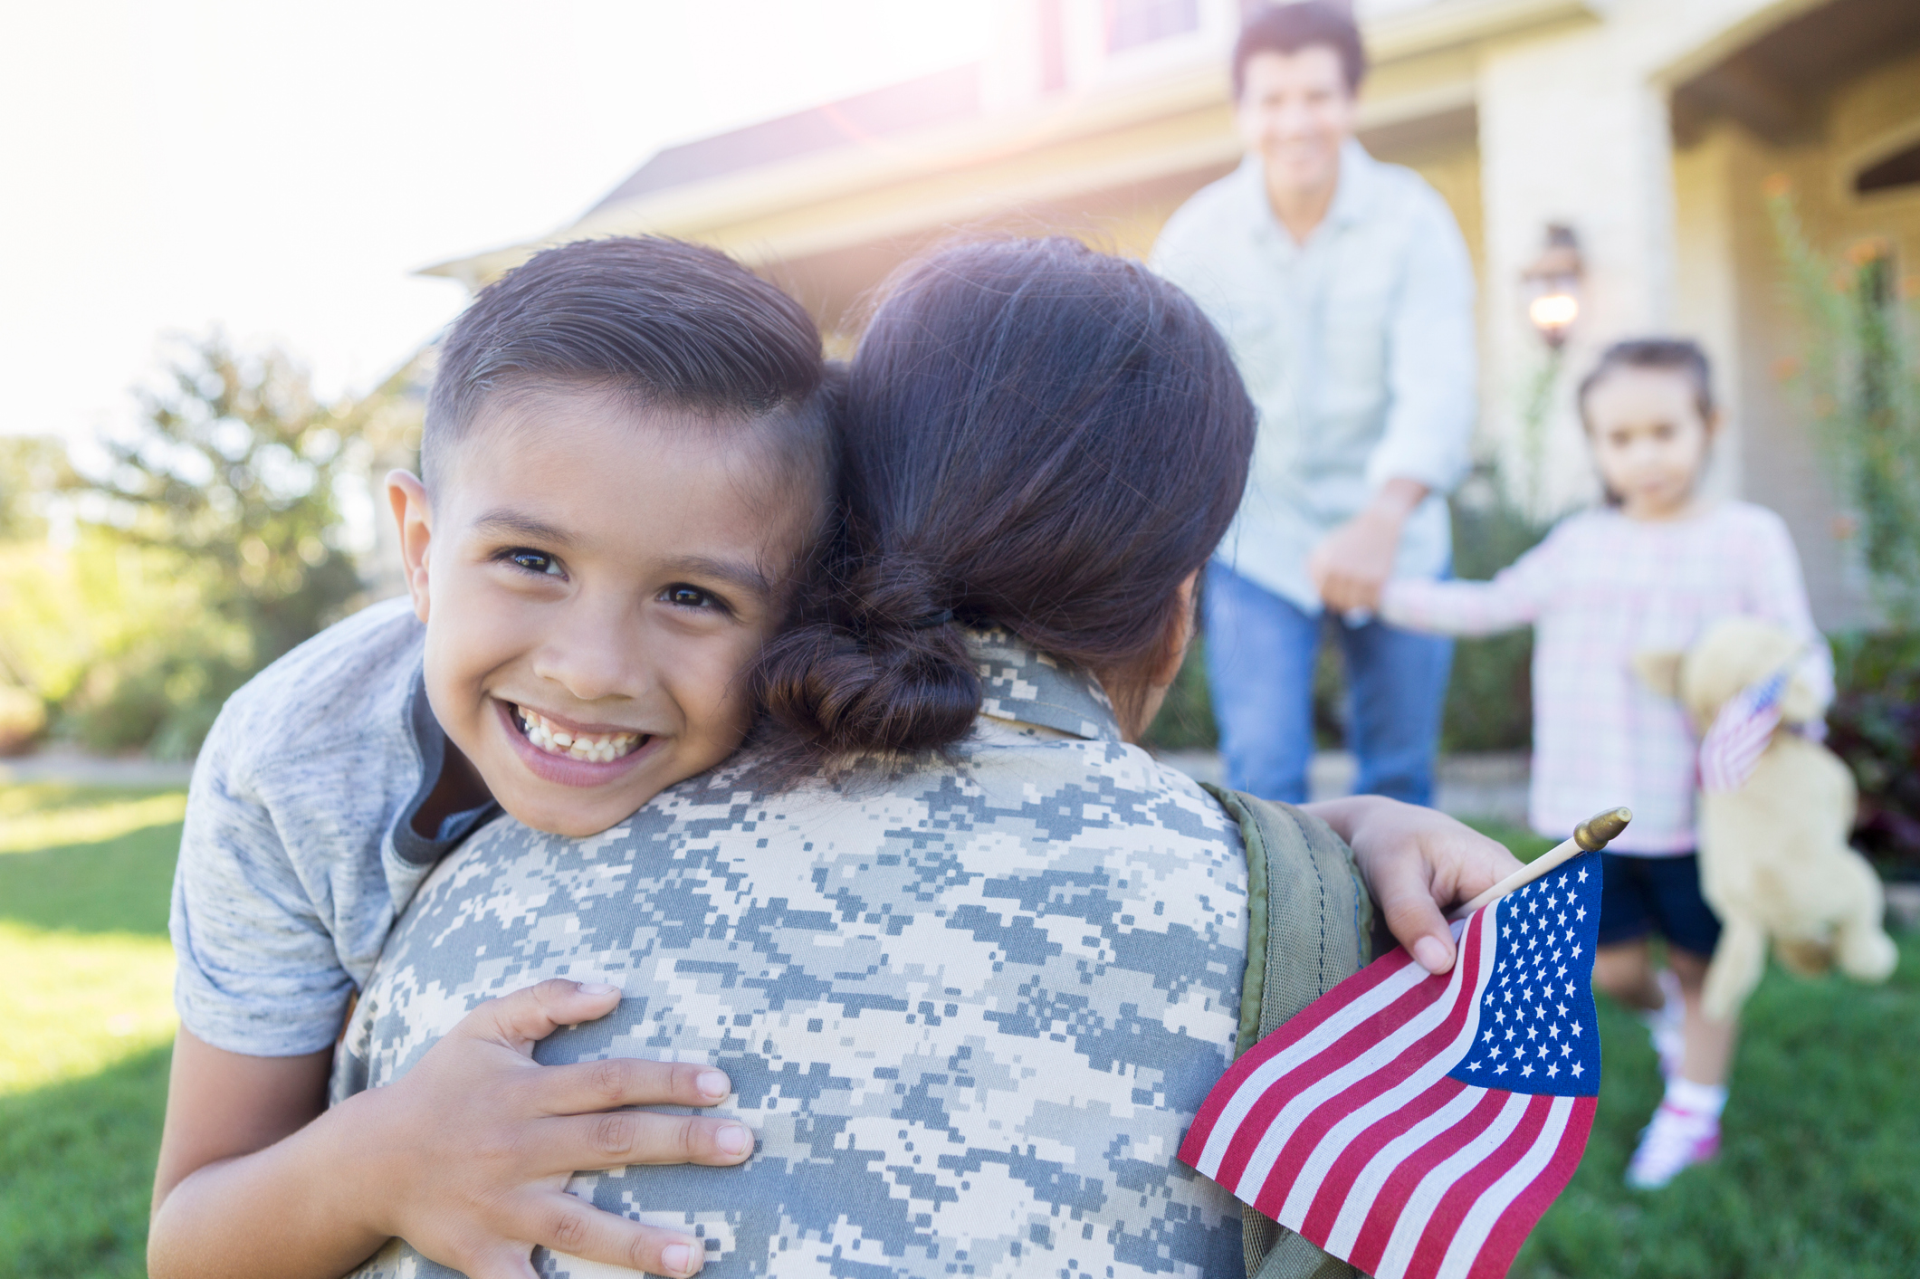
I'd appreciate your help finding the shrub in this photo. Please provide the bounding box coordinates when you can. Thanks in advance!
[1827,629,1920,878]
[1440,479,1546,753]
[1769,182,1920,626]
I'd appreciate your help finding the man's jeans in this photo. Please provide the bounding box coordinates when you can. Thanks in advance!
[1203,562,1453,806]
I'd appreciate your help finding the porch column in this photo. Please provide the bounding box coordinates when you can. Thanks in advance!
[1475,20,1680,515]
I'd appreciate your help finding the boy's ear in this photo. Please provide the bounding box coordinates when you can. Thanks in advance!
[1630,649,1685,700]
[387,470,434,624]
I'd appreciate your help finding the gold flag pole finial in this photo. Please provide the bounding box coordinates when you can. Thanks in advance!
[1448,806,1634,922]
[1574,807,1633,852]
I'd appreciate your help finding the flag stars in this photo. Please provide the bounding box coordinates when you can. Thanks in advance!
[1572,1061,1585,1078]
[1496,1063,1509,1075]
[1547,1023,1560,1040]
[1547,1063,1560,1078]
[1521,1063,1535,1078]
[1578,867,1589,883]
[1576,905,1587,921]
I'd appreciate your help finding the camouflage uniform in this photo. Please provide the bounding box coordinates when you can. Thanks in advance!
[334,632,1250,1278]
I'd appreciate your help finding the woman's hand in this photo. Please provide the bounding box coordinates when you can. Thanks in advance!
[150,979,752,1279]
[1301,796,1522,976]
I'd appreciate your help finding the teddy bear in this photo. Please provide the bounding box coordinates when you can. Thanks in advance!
[1634,615,1898,1021]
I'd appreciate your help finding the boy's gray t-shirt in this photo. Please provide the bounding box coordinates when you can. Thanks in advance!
[170,596,499,1057]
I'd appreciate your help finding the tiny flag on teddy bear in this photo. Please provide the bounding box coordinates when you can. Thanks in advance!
[1698,668,1788,793]
[1180,850,1605,1279]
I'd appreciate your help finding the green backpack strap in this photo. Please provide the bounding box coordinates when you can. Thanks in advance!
[1203,784,1375,1279]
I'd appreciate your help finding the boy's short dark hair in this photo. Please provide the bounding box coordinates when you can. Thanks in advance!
[422,236,826,488]
[1232,3,1368,98]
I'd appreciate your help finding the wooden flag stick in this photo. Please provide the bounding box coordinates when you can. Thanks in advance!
[1446,806,1632,922]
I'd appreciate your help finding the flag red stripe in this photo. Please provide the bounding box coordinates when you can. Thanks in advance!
[1249,918,1492,1215]
[1183,946,1421,1163]
[1295,1077,1473,1243]
[1214,914,1490,1192]
[1462,1097,1596,1279]
[1343,1088,1511,1275]
[1213,979,1427,1190]
[1404,1093,1554,1279]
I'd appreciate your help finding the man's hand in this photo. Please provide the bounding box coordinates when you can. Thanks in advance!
[1307,479,1427,614]
[150,980,753,1279]
[1302,796,1522,976]
[353,979,752,1279]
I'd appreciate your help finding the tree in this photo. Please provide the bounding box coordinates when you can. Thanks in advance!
[58,334,421,755]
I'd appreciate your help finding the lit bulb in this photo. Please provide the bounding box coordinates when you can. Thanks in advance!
[1529,292,1578,332]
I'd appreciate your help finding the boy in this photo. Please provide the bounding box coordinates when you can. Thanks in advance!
[149,236,835,1279]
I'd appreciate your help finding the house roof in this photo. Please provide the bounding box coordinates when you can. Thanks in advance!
[581,65,983,218]
[420,0,1594,290]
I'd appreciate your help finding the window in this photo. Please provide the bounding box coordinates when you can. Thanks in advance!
[1105,0,1201,53]
[1856,141,1920,197]
[1039,0,1069,93]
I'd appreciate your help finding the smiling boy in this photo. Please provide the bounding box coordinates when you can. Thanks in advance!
[149,236,835,1278]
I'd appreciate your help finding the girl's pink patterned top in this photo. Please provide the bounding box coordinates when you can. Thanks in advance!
[1382,501,1828,854]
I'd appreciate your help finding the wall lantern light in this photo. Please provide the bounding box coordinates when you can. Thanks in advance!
[1524,224,1583,348]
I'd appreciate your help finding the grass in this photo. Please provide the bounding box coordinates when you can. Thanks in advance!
[1,782,183,1278]
[0,788,1916,1276]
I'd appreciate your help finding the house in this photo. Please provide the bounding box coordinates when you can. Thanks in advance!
[424,0,1920,627]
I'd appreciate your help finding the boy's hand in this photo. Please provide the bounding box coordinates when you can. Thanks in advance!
[349,978,751,1279]
[1301,796,1522,977]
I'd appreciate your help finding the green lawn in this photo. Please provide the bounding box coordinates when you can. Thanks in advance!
[1,790,1915,1276]
[1,784,182,1279]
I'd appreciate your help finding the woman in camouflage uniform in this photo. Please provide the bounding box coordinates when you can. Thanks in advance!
[334,239,1515,1279]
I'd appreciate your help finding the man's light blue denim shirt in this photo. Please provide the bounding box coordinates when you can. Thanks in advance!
[1150,141,1476,614]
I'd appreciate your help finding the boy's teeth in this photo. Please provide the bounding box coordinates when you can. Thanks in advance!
[513,707,643,763]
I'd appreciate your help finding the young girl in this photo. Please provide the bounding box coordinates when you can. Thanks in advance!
[1380,338,1829,1189]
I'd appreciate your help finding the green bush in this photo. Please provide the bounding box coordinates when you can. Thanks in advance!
[1145,484,1547,758]
[1828,628,1920,878]
[1440,485,1548,753]
[1,335,424,758]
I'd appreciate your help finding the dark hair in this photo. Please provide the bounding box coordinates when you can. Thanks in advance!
[421,236,827,488]
[1576,338,1716,431]
[1576,338,1718,506]
[1232,3,1368,98]
[757,237,1256,758]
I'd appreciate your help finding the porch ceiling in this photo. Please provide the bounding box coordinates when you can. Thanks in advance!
[1671,0,1920,146]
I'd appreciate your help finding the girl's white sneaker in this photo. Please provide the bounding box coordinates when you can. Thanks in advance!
[1625,1101,1720,1189]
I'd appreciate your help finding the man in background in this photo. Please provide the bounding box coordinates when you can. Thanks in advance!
[1151,1,1476,806]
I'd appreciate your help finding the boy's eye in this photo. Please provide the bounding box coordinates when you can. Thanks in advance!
[504,549,565,578]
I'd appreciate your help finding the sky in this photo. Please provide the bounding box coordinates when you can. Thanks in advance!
[0,1,994,442]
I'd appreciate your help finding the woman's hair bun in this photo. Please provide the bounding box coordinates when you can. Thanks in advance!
[756,559,981,757]
[758,235,1255,764]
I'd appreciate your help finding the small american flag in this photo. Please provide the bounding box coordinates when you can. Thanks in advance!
[1698,669,1787,793]
[1181,853,1603,1279]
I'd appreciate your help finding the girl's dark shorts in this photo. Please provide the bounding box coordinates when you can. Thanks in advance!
[1596,851,1722,958]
